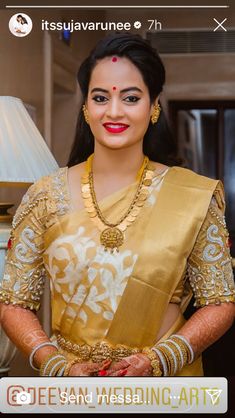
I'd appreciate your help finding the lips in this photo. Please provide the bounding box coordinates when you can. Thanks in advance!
[103,122,129,134]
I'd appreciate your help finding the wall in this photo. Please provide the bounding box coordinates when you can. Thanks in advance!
[105,7,235,104]
[0,8,106,377]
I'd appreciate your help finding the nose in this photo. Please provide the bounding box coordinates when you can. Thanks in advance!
[105,98,124,120]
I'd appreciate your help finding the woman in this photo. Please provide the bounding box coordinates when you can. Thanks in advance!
[14,14,28,35]
[0,33,234,378]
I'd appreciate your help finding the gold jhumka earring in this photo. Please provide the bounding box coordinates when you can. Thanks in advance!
[151,103,161,125]
[82,104,89,124]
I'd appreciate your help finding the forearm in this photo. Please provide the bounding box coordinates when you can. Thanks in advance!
[177,302,235,357]
[0,303,57,368]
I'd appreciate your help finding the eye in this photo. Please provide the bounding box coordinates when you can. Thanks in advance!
[124,96,140,103]
[92,95,108,103]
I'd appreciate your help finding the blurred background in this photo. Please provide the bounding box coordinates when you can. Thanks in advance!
[0,0,234,378]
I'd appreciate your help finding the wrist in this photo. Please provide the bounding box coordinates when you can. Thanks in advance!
[39,351,67,376]
[142,348,162,376]
[152,334,194,376]
[34,346,58,368]
[63,359,80,376]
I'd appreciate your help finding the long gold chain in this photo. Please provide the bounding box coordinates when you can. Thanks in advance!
[81,154,156,252]
[89,156,149,227]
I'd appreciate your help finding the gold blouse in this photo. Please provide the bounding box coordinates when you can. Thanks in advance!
[0,166,234,313]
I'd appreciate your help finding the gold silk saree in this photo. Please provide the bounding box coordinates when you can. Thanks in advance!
[1,163,234,376]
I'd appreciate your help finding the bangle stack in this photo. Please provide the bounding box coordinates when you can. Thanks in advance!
[39,351,67,376]
[29,341,67,376]
[29,342,58,371]
[63,359,80,377]
[151,334,194,376]
[142,347,162,376]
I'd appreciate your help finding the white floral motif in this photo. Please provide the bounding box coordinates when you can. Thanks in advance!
[85,286,104,313]
[44,226,95,300]
[15,227,42,263]
[45,224,139,326]
[203,224,224,262]
[146,170,169,206]
[83,247,138,321]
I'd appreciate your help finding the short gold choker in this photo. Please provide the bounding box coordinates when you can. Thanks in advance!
[81,153,156,252]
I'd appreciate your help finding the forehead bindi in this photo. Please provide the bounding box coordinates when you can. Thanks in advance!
[89,57,148,94]
[111,56,118,62]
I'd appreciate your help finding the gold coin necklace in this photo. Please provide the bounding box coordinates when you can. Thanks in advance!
[81,153,156,252]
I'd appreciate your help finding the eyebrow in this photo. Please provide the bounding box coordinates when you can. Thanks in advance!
[90,87,143,94]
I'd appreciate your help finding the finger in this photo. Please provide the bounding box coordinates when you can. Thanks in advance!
[105,359,129,374]
[101,359,113,369]
[79,371,93,376]
[123,366,143,377]
[71,363,102,376]
[69,366,94,377]
[142,368,153,376]
[87,362,104,372]
[107,369,128,377]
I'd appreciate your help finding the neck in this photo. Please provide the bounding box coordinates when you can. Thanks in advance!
[92,142,145,179]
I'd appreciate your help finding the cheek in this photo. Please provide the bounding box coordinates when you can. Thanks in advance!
[129,107,151,127]
[89,107,104,122]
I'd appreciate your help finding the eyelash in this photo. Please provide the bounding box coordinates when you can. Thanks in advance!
[92,95,140,104]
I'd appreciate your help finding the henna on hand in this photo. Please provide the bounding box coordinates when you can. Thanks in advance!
[69,362,103,376]
[105,353,151,376]
[0,303,55,366]
[177,303,235,357]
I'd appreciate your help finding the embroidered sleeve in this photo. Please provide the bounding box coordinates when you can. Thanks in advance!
[0,179,49,311]
[187,182,235,307]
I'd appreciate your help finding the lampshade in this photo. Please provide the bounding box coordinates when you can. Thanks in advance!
[0,96,58,185]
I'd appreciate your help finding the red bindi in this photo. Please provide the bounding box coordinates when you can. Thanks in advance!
[112,57,118,62]
[112,86,117,91]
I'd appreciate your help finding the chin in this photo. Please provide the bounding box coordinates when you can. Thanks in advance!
[98,136,131,148]
[102,142,129,150]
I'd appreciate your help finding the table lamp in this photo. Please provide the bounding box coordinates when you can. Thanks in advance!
[0,96,58,376]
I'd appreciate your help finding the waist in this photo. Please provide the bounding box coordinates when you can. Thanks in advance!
[56,333,140,363]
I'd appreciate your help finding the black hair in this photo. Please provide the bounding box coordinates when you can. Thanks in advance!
[17,14,28,24]
[68,33,182,167]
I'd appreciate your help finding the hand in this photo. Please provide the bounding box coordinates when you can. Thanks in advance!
[69,359,112,376]
[102,353,153,377]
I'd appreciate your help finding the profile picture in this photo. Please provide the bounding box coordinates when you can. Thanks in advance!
[9,13,33,37]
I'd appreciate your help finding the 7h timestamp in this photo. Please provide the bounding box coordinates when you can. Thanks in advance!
[147,20,162,31]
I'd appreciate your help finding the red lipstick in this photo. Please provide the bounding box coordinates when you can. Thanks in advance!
[103,122,129,134]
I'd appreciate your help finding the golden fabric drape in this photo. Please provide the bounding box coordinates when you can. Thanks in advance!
[1,164,234,376]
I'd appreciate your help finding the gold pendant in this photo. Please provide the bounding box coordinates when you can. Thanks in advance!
[100,227,124,252]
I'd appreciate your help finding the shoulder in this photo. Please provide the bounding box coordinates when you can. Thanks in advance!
[12,167,68,229]
[166,166,221,190]
[20,167,67,202]
[167,166,225,212]
[67,162,86,182]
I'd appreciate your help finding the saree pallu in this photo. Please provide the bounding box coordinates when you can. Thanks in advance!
[43,167,221,376]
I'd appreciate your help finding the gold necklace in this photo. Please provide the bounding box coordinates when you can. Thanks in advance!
[81,153,156,252]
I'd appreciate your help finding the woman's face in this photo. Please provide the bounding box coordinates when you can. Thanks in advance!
[86,56,157,151]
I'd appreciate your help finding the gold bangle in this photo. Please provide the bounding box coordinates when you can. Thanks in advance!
[39,352,66,376]
[169,336,190,365]
[142,348,162,377]
[156,345,175,376]
[165,340,183,372]
[63,359,80,377]
[40,351,59,376]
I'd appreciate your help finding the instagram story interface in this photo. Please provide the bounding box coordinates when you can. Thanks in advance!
[0,0,235,415]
